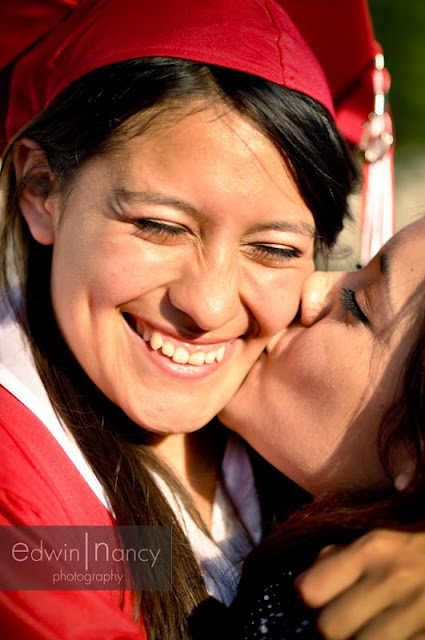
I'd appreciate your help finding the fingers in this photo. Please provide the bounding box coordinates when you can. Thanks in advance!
[316,544,338,559]
[297,530,408,608]
[296,534,381,608]
[296,550,362,609]
[316,569,425,639]
[297,530,425,640]
[352,591,425,640]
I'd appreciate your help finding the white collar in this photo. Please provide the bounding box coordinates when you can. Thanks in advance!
[0,295,112,512]
[0,294,261,602]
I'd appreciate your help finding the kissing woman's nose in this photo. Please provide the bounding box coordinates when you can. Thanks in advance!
[300,271,343,326]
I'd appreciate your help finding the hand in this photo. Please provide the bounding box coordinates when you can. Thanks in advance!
[296,529,425,640]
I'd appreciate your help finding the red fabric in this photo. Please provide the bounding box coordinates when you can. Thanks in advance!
[282,0,376,101]
[1,0,382,149]
[0,0,77,70]
[1,0,382,150]
[4,0,334,144]
[282,0,379,143]
[0,385,146,640]
[0,0,77,151]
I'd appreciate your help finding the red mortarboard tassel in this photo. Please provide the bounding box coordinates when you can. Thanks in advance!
[358,52,395,265]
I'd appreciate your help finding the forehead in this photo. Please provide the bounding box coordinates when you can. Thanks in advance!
[94,103,315,231]
[388,218,425,278]
[383,217,425,315]
[114,102,287,179]
[389,216,425,253]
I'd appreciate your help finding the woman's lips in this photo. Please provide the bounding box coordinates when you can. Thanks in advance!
[123,313,230,366]
[266,323,305,356]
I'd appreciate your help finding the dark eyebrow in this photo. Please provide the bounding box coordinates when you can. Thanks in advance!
[246,220,316,237]
[379,248,395,313]
[380,252,389,275]
[113,187,202,219]
[113,187,316,236]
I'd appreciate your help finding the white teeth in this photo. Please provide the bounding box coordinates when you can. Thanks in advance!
[204,351,216,364]
[188,351,206,366]
[150,332,163,350]
[173,347,190,364]
[162,341,175,357]
[137,324,226,365]
[216,346,225,363]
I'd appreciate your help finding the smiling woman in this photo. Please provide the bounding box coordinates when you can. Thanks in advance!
[37,105,316,433]
[0,1,362,638]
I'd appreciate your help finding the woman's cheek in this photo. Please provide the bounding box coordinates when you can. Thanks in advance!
[253,268,312,334]
[87,240,185,305]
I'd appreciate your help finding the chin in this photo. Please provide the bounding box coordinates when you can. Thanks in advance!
[125,401,217,435]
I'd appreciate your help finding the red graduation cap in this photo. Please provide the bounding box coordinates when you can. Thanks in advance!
[281,1,395,262]
[0,0,394,262]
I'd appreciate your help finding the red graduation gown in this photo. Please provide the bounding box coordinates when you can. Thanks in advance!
[0,384,147,639]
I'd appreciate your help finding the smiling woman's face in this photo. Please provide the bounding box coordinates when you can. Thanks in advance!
[221,217,425,495]
[21,102,316,434]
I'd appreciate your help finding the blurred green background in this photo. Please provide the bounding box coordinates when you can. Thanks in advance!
[331,0,425,269]
[370,0,425,148]
[371,0,425,236]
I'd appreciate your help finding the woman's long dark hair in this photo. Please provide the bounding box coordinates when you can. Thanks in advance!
[0,57,358,639]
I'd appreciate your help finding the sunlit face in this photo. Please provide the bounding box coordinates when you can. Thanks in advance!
[42,103,315,433]
[222,218,425,495]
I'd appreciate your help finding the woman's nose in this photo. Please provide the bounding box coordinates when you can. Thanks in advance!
[300,271,344,326]
[167,253,242,333]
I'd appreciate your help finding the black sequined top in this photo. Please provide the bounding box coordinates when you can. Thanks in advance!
[189,556,322,640]
[230,565,321,639]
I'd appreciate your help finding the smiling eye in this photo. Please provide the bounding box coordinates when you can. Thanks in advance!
[134,219,187,238]
[247,244,300,266]
[340,287,370,325]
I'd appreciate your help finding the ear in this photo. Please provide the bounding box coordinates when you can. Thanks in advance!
[13,138,58,245]
[393,458,416,492]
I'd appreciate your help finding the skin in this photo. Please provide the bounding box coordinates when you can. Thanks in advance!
[298,530,425,640]
[222,217,425,496]
[221,217,425,637]
[15,102,315,521]
[15,102,425,639]
[16,103,315,434]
